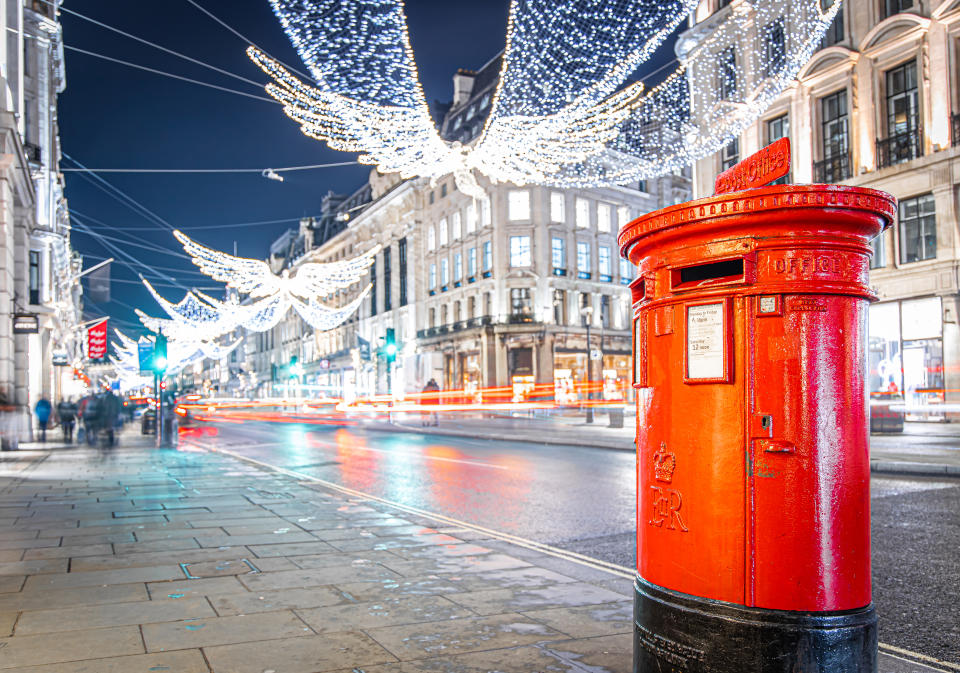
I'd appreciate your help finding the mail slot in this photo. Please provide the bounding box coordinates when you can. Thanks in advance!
[620,147,896,672]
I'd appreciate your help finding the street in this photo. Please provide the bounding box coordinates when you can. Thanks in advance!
[180,419,960,667]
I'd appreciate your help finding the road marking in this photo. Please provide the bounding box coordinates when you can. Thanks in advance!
[879,644,960,672]
[195,440,959,672]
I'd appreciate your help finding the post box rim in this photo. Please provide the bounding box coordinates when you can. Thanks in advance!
[618,184,897,260]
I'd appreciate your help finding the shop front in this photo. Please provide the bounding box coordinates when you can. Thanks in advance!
[869,296,947,420]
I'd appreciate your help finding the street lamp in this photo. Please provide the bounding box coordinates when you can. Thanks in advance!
[580,304,594,424]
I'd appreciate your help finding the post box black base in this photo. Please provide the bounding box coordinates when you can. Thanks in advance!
[634,576,877,673]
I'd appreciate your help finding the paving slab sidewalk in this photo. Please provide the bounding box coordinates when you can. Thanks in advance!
[0,431,947,672]
[0,432,636,673]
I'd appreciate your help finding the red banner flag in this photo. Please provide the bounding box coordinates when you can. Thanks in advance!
[88,319,108,360]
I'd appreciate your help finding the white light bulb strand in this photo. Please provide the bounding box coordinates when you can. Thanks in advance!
[251,0,839,189]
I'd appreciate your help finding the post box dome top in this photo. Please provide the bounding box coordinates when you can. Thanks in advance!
[618,183,897,262]
[619,140,896,262]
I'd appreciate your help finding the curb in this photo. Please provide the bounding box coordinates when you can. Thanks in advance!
[362,421,960,477]
[870,460,960,477]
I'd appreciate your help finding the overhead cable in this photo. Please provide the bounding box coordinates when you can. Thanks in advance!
[60,160,358,174]
[64,45,274,103]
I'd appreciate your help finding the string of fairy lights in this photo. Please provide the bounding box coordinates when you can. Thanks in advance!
[248,0,840,192]
[118,230,378,376]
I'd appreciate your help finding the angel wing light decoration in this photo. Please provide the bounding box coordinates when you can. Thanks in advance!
[168,230,377,333]
[249,0,840,196]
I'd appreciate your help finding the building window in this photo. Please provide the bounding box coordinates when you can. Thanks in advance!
[551,192,565,222]
[441,183,448,198]
[370,258,377,316]
[454,252,463,280]
[870,232,886,270]
[429,263,437,290]
[766,114,790,184]
[508,190,531,221]
[552,237,566,274]
[719,46,737,100]
[721,137,739,171]
[383,247,392,311]
[879,61,921,168]
[620,257,634,285]
[816,90,850,183]
[398,237,408,306]
[480,195,491,226]
[597,203,613,233]
[452,212,462,240]
[441,258,450,286]
[883,0,912,19]
[599,246,612,281]
[577,241,591,279]
[553,289,567,325]
[484,291,492,316]
[820,0,843,47]
[468,247,477,277]
[441,304,448,325]
[575,198,590,228]
[429,307,436,327]
[763,19,786,77]
[898,194,936,264]
[29,250,40,305]
[429,191,435,205]
[600,295,611,328]
[428,226,436,250]
[510,287,533,321]
[439,218,448,246]
[510,235,531,267]
[617,206,631,230]
[483,241,492,275]
[468,296,476,319]
[466,202,477,233]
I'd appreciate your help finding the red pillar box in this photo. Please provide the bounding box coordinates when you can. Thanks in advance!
[619,140,895,673]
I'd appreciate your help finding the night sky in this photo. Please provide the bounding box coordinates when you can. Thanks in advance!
[59,1,675,334]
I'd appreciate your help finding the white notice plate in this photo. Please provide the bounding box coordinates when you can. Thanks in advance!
[686,303,725,380]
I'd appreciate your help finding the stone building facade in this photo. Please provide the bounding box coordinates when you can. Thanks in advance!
[683,0,960,416]
[243,56,690,403]
[1,0,80,436]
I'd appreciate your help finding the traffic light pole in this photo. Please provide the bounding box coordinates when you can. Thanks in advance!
[154,372,161,449]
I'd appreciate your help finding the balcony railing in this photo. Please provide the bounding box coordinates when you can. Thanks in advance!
[812,154,851,183]
[416,316,494,339]
[952,113,960,147]
[876,128,923,169]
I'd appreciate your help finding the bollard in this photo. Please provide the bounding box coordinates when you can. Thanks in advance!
[619,141,895,673]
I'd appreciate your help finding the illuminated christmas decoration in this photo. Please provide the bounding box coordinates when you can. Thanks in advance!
[111,328,242,383]
[249,0,840,191]
[171,230,376,333]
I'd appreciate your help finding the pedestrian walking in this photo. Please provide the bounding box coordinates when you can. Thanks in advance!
[98,389,120,447]
[81,393,100,446]
[57,398,78,443]
[34,397,52,442]
[423,378,440,427]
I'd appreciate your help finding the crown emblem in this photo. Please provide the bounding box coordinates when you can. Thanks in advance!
[653,443,676,483]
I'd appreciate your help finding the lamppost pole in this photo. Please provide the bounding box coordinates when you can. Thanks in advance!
[581,305,594,424]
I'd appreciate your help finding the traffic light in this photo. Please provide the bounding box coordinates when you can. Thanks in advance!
[152,333,168,373]
[384,328,397,362]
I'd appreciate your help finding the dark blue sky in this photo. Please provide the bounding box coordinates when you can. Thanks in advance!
[60,1,676,333]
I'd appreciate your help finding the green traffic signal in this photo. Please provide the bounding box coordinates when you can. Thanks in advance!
[152,333,168,374]
[384,328,397,361]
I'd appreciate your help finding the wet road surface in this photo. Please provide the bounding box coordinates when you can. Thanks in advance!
[178,420,960,666]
